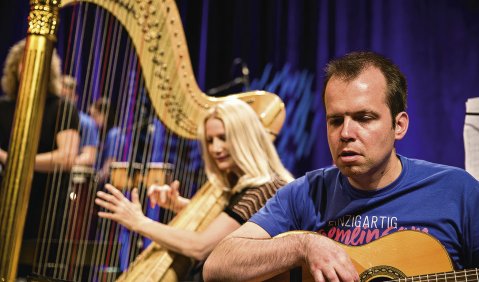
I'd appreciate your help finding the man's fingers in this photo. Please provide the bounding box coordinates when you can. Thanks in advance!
[336,258,359,282]
[311,269,326,282]
[322,267,340,282]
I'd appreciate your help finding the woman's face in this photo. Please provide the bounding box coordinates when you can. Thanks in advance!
[205,118,241,175]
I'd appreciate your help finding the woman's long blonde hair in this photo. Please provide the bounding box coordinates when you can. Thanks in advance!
[198,98,293,193]
[1,39,62,99]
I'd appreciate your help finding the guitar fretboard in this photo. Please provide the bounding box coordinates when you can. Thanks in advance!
[396,269,479,282]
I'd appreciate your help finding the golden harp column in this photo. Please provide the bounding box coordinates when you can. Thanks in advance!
[0,0,60,280]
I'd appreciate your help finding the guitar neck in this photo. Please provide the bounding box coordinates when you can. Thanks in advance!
[398,269,479,282]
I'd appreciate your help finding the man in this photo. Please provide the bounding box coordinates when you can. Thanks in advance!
[60,75,99,166]
[203,52,479,281]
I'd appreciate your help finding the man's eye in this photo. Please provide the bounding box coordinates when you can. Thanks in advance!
[328,118,342,126]
[206,138,213,144]
[358,115,374,122]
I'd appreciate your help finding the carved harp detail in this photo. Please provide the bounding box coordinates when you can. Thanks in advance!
[61,0,287,139]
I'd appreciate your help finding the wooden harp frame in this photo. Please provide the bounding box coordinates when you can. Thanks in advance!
[0,0,287,280]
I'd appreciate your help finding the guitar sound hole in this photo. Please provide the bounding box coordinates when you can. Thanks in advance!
[360,266,406,282]
[368,276,394,282]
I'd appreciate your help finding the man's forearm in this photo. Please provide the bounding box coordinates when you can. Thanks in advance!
[203,234,306,281]
[35,150,76,172]
[74,146,97,166]
[0,149,7,164]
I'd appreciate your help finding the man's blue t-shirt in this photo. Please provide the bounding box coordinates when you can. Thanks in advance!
[79,112,99,148]
[250,155,479,269]
[102,127,125,164]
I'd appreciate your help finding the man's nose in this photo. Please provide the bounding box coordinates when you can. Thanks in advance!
[340,118,356,142]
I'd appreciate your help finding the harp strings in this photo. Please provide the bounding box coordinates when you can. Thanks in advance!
[30,3,88,276]
[33,2,94,279]
[92,9,135,279]
[30,2,207,280]
[59,3,94,280]
[66,5,102,280]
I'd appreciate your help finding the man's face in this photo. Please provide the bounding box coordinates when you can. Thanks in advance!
[60,84,77,103]
[325,67,404,188]
[89,106,105,129]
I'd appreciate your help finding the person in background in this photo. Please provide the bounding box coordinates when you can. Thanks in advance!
[0,39,80,277]
[60,75,99,167]
[95,99,294,272]
[88,97,123,183]
[203,52,479,282]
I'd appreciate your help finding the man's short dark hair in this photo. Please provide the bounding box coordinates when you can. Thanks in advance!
[322,51,407,128]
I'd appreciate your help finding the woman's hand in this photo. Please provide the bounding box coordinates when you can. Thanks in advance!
[95,183,148,232]
[147,180,190,212]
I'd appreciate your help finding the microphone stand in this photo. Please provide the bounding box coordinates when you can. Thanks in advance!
[206,58,251,96]
[207,77,248,96]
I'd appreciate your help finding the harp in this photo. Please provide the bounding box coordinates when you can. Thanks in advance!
[0,0,286,281]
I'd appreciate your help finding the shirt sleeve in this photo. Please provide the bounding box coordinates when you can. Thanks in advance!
[249,176,308,237]
[224,177,286,224]
[79,112,99,147]
[463,177,479,268]
[105,128,124,159]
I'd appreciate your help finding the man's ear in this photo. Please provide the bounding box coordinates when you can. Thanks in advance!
[394,112,409,140]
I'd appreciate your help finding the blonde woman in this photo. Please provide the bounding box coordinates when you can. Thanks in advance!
[95,98,293,263]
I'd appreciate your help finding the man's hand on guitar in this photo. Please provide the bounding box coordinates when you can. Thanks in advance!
[147,180,190,212]
[302,233,359,282]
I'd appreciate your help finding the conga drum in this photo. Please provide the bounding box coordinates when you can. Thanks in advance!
[71,165,95,187]
[109,162,143,188]
[69,165,96,213]
[68,165,96,234]
[63,165,97,276]
[141,162,174,187]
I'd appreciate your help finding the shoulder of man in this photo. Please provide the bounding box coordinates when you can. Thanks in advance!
[79,112,97,126]
[404,155,478,186]
[270,166,341,198]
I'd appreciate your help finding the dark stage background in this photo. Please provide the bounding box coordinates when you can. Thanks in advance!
[1,0,479,177]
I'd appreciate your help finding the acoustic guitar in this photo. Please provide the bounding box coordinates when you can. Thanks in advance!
[266,230,478,282]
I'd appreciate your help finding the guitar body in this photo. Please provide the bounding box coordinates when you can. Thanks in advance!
[267,230,454,282]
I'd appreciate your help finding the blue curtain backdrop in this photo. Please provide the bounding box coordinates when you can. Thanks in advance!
[1,0,478,177]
